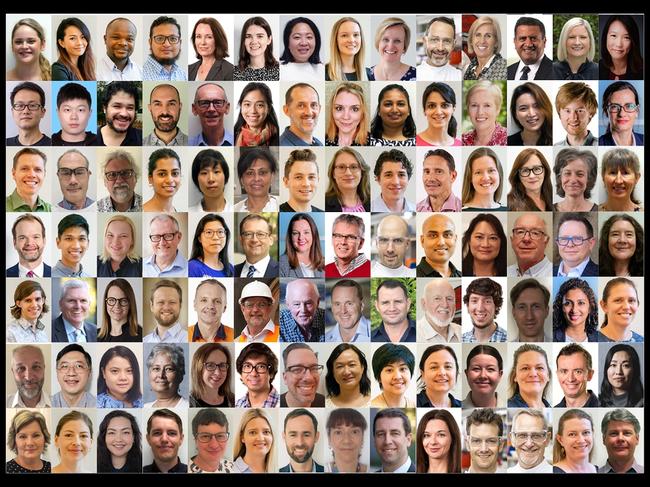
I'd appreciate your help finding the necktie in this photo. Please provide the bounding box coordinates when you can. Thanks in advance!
[246,265,257,278]
[520,65,530,80]
[26,270,35,278]
[74,328,84,342]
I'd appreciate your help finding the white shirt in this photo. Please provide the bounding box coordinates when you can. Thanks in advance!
[378,457,413,473]
[557,256,591,277]
[507,256,553,277]
[416,62,462,81]
[232,195,278,212]
[97,55,143,81]
[143,322,187,343]
[241,255,270,278]
[188,199,233,213]
[7,390,51,408]
[18,262,45,278]
[417,318,462,343]
[371,194,415,212]
[515,57,543,80]
[507,460,553,473]
[371,261,415,277]
[280,62,325,81]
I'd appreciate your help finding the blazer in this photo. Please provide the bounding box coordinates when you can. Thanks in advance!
[52,315,97,342]
[598,131,644,146]
[507,55,554,80]
[188,59,234,81]
[6,263,51,277]
[553,258,599,277]
[279,460,325,473]
[325,196,371,212]
[278,254,325,278]
[234,258,279,278]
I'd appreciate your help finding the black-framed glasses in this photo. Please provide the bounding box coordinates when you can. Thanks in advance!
[556,236,591,247]
[196,99,227,110]
[12,102,43,112]
[152,35,180,45]
[196,432,230,443]
[285,365,324,376]
[512,228,546,240]
[203,229,227,239]
[518,165,544,177]
[106,297,129,307]
[149,232,178,242]
[204,361,229,372]
[104,169,135,181]
[241,362,271,374]
[57,167,89,178]
[333,233,360,242]
[607,103,639,114]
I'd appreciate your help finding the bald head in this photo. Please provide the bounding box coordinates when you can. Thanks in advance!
[420,214,457,266]
[422,279,456,327]
[511,214,549,272]
[376,215,410,269]
[285,279,320,327]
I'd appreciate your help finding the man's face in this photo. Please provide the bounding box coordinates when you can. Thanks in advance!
[282,348,320,406]
[240,354,271,393]
[12,347,45,401]
[149,23,181,65]
[557,220,595,268]
[104,91,136,134]
[286,281,319,327]
[511,214,548,268]
[376,161,409,203]
[331,286,363,330]
[240,297,274,331]
[376,216,409,269]
[374,417,411,468]
[284,86,320,138]
[240,218,273,263]
[420,215,457,265]
[283,415,319,464]
[13,219,45,264]
[104,157,136,205]
[467,293,496,329]
[193,282,226,326]
[511,414,549,470]
[422,280,455,328]
[284,160,319,205]
[424,21,455,67]
[332,221,364,261]
[150,286,181,328]
[12,154,45,199]
[559,99,592,137]
[149,352,180,396]
[11,89,45,131]
[60,286,90,327]
[557,352,593,400]
[514,24,546,65]
[512,288,548,339]
[105,19,136,62]
[56,226,89,268]
[147,417,183,464]
[58,98,92,139]
[603,420,639,465]
[150,217,181,262]
[57,152,91,206]
[149,85,181,133]
[56,350,90,396]
[422,155,456,198]
[375,286,411,327]
[192,84,230,130]
[467,423,501,472]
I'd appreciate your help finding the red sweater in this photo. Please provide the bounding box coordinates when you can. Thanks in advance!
[325,260,371,278]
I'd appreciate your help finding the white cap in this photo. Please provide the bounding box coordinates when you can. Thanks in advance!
[238,281,273,304]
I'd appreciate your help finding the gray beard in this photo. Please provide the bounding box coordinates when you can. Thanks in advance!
[425,310,453,328]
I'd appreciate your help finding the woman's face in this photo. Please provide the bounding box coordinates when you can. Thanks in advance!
[472,23,497,59]
[12,25,45,65]
[602,283,638,329]
[149,352,179,397]
[202,349,228,392]
[514,351,549,399]
[557,418,593,463]
[288,22,316,63]
[336,21,361,57]
[196,422,228,464]
[290,219,313,254]
[15,290,44,321]
[333,152,362,191]
[241,89,269,130]
[519,154,545,193]
[241,158,272,198]
[194,23,216,58]
[149,157,181,199]
[245,24,271,58]
[199,219,226,257]
[105,220,133,263]
[102,356,134,399]
[329,422,363,464]
[378,25,406,62]
[55,419,92,464]
[198,163,225,200]
[422,349,456,395]
[465,354,502,396]
[560,158,589,198]
[606,20,631,64]
[468,89,498,131]
[514,93,545,133]
[105,416,134,461]
[607,350,633,393]
[423,419,451,462]
[333,349,364,392]
[58,25,87,59]
[562,288,590,330]
[242,417,272,458]
[106,285,129,324]
[15,420,46,462]
[424,91,454,131]
[603,163,639,203]
[566,24,590,59]
[379,359,411,398]
[471,156,499,198]
[469,220,501,265]
[332,91,363,136]
[379,89,409,130]
[608,219,637,263]
[608,89,639,133]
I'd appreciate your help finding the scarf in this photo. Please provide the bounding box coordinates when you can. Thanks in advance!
[236,123,276,147]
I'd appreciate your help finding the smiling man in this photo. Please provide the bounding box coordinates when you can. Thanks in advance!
[7,148,51,212]
[599,409,643,473]
[144,409,187,473]
[507,16,553,80]
[52,214,91,277]
[98,17,143,80]
[236,280,280,342]
[56,150,94,210]
[97,81,143,146]
[280,279,325,342]
[280,149,323,212]
[235,214,279,278]
[143,16,187,81]
[281,343,325,407]
[507,214,552,277]
[235,342,280,407]
[418,278,462,342]
[144,84,187,146]
[373,409,414,472]
[372,149,415,212]
[554,82,598,146]
[144,279,186,343]
[51,344,96,407]
[97,150,143,212]
[417,16,461,81]
[7,214,51,277]
[372,279,416,343]
[326,279,371,342]
[462,278,507,343]
[143,214,188,277]
[507,409,552,473]
[190,83,233,146]
[373,214,414,277]
[7,82,51,146]
[554,213,598,277]
[417,214,460,278]
[555,344,599,407]
[280,409,324,472]
[416,149,461,212]
[325,213,370,278]
[280,83,322,146]
[7,345,51,408]
[52,279,97,342]
[465,408,504,473]
[188,279,233,342]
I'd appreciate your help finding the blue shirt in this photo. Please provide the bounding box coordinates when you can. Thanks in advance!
[143,55,187,81]
[188,259,234,277]
[462,325,507,343]
[97,391,143,408]
[279,308,325,342]
[189,130,234,146]
[325,316,371,342]
[143,251,188,277]
[63,319,88,342]
[507,392,550,408]
[279,127,323,146]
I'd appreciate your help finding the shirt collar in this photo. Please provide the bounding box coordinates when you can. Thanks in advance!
[245,255,271,275]
[18,262,45,278]
[192,322,226,341]
[63,318,86,338]
[242,320,276,340]
[558,256,591,277]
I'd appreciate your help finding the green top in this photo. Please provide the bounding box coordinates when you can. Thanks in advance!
[6,190,51,212]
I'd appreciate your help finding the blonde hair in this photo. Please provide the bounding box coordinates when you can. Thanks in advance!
[326,82,369,145]
[553,409,594,463]
[374,17,410,52]
[465,80,503,113]
[327,17,367,81]
[233,409,275,472]
[557,18,595,62]
[508,344,551,400]
[100,215,139,263]
[11,18,51,80]
[467,16,502,55]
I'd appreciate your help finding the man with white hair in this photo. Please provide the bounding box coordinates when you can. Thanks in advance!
[52,279,97,342]
[417,279,462,342]
[280,279,325,342]
[507,409,552,473]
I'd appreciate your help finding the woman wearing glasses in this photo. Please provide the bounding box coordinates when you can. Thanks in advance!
[97,411,142,473]
[552,278,599,342]
[233,148,279,212]
[143,148,182,213]
[507,148,553,211]
[599,82,643,146]
[188,214,234,278]
[52,17,96,80]
[325,147,371,211]
[598,148,643,212]
[98,278,142,342]
[507,82,553,146]
[7,280,49,343]
[552,148,598,212]
[190,343,235,407]
[97,215,142,277]
[144,344,188,408]
[188,17,234,81]
[280,213,325,278]
[190,409,235,473]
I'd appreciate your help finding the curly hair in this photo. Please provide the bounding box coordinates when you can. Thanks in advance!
[552,278,598,336]
[553,148,597,199]
[598,215,643,276]
[462,277,503,315]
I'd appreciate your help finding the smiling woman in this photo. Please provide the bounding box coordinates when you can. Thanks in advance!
[52,17,96,81]
[233,409,275,473]
[6,410,52,473]
[52,410,94,473]
[97,410,142,473]
[144,343,188,408]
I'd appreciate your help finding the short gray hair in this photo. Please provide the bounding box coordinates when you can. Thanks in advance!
[601,408,640,436]
[333,213,365,236]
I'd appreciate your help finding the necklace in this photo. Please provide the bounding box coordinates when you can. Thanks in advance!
[382,392,406,408]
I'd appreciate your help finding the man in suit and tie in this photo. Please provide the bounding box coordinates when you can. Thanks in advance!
[235,214,279,278]
[554,213,599,277]
[373,408,415,472]
[507,16,554,80]
[7,213,51,277]
[52,279,97,342]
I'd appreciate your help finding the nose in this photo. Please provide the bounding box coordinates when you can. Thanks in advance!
[525,307,534,319]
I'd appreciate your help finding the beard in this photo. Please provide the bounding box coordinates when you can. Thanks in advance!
[17,378,44,400]
[153,115,178,132]
[154,52,181,66]
[154,311,180,328]
[425,310,453,328]
[288,444,315,464]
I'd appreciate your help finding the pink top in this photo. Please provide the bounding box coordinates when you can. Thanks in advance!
[462,123,508,146]
[341,202,366,212]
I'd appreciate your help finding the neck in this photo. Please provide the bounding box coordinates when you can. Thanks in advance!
[426,257,451,277]
[197,321,221,340]
[559,457,593,473]
[607,456,636,473]
[604,196,635,211]
[426,191,451,211]
[383,320,409,342]
[612,128,634,145]
[289,126,312,144]
[476,54,491,72]
[469,390,496,408]
[57,458,83,473]
[336,385,364,404]
[333,455,359,473]
[156,323,175,338]
[428,319,451,338]
[428,457,448,473]
[154,457,179,473]
[340,53,355,72]
[154,394,180,407]
[296,250,311,265]
[108,390,128,403]
[559,194,588,211]
[245,194,270,212]
[202,125,225,145]
[201,253,222,269]
[380,193,404,212]
[612,260,630,276]
[338,321,360,342]
[13,62,42,80]
[602,322,629,341]
[20,392,41,408]
[61,389,84,407]
[376,59,402,79]
[16,455,43,470]
[470,462,496,474]
[202,387,223,404]
[336,254,355,268]
[19,259,41,271]
[285,391,312,408]
[425,389,449,407]
[472,260,496,276]
[519,390,544,408]
[153,127,178,145]
[111,195,134,212]
[201,194,226,212]
[109,54,128,71]
[249,54,265,69]
[291,458,313,472]
[422,125,451,145]
[381,125,404,140]
[339,189,360,207]
[145,194,174,212]
[566,131,588,146]
[382,455,407,473]
[472,323,496,342]
[101,125,127,146]
[521,128,541,145]
[611,58,627,73]
[466,193,496,208]
[17,127,44,145]
[111,455,127,469]
[243,452,266,472]
[201,56,216,66]
[563,391,590,408]
[287,197,311,212]
[247,387,271,407]
[154,251,176,271]
[60,258,80,272]
[64,197,86,209]
[337,130,355,146]
[246,253,266,265]
[60,131,87,143]
[475,125,495,145]
[381,390,405,408]
[519,331,544,342]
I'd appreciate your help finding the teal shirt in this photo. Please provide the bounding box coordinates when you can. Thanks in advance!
[6,190,51,212]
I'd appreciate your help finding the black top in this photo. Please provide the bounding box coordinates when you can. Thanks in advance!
[552,60,599,80]
[97,257,143,277]
[279,201,323,212]
[371,319,417,343]
[143,459,188,473]
[98,323,143,342]
[555,390,600,408]
[6,459,51,473]
[6,134,51,146]
[96,126,143,146]
[189,394,233,408]
[280,392,326,407]
[599,62,643,80]
[416,257,462,278]
[52,130,97,146]
[51,61,79,80]
[417,391,462,408]
[325,196,371,212]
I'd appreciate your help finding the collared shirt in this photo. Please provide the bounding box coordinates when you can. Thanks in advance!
[143,251,188,277]
[417,318,462,343]
[462,324,507,343]
[51,391,96,408]
[557,256,591,277]
[241,255,271,278]
[6,190,51,212]
[16,262,45,278]
[508,392,550,408]
[371,195,416,212]
[416,257,462,277]
[6,318,48,343]
[233,457,254,473]
[599,459,644,474]
[57,197,95,210]
[555,390,600,408]
[64,318,88,342]
[143,129,188,146]
[143,322,187,343]
[416,62,461,81]
[554,130,598,147]
[416,193,462,212]
[232,195,279,212]
[377,457,413,473]
[515,57,544,80]
[143,55,187,81]
[330,253,369,277]
[507,256,553,277]
[235,386,280,408]
[325,316,371,342]
[279,127,323,146]
[97,391,143,408]
[6,390,51,408]
[189,323,234,342]
[371,318,417,342]
[507,461,553,473]
[236,320,280,342]
[97,55,143,80]
[143,459,188,473]
[189,130,234,146]
[279,307,326,342]
[52,260,89,278]
[96,193,143,212]
[371,261,415,277]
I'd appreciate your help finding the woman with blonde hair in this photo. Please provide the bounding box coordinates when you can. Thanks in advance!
[366,17,416,81]
[233,409,275,473]
[325,147,371,211]
[507,343,551,408]
[97,215,142,277]
[325,82,369,146]
[6,410,52,473]
[552,409,597,473]
[462,80,507,145]
[507,148,553,211]
[7,280,49,343]
[463,16,507,80]
[7,18,51,81]
[326,17,367,81]
[99,278,142,342]
[52,17,96,80]
[553,17,598,80]
[190,343,235,407]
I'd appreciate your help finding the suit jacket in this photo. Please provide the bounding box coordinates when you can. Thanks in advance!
[52,315,97,342]
[6,263,51,277]
[279,460,325,473]
[188,59,234,81]
[278,254,325,278]
[598,131,644,146]
[234,258,279,278]
[507,55,554,80]
[553,259,599,277]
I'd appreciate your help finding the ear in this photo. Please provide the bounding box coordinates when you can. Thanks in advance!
[283,105,290,116]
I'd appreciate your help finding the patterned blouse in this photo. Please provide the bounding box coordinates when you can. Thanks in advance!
[463,53,508,80]
[368,136,416,146]
[462,123,508,146]
[366,65,416,81]
[233,64,280,81]
[189,458,235,473]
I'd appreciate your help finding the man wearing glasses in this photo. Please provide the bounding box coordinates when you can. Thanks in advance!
[464,407,505,473]
[372,214,414,277]
[507,409,552,473]
[235,342,280,407]
[189,279,233,342]
[55,150,95,210]
[7,82,51,147]
[236,280,280,342]
[190,83,233,146]
[416,17,461,81]
[281,343,325,407]
[325,213,370,278]
[97,81,143,146]
[143,214,187,277]
[51,344,96,407]
[280,280,325,342]
[507,214,553,277]
[143,16,187,81]
[554,213,598,277]
[97,149,143,212]
[235,214,279,278]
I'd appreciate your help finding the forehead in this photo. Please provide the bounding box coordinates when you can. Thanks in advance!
[63,286,88,299]
[469,353,498,367]
[15,219,42,234]
[153,286,180,300]
[60,419,90,434]
[514,414,544,429]
[606,420,636,433]
[379,161,407,174]
[287,281,318,298]
[291,23,314,36]
[375,416,405,431]
[59,98,90,108]
[423,216,454,232]
[150,217,176,231]
[428,21,454,37]
[377,285,407,299]
[107,19,136,35]
[196,282,224,298]
[108,90,136,105]
[13,348,44,363]
[242,218,270,232]
[515,24,543,37]
[381,89,407,101]
[151,352,173,364]
[15,154,45,169]
[469,422,498,436]
[152,23,179,36]
[515,287,545,303]
[245,417,270,431]
[558,220,588,235]
[286,347,317,364]
[151,86,180,102]
[289,160,318,174]
[59,350,87,363]
[285,415,315,432]
[514,214,545,229]
[426,281,454,297]
[290,86,319,103]
[197,84,226,99]
[610,89,636,101]
[14,89,41,101]
[332,286,360,302]
[334,90,361,104]
[517,350,545,365]
[333,220,361,233]
[558,352,587,367]
[377,216,407,236]
[242,353,268,364]
[107,220,132,234]
[242,89,266,102]
[335,348,360,362]
[105,158,132,170]
[59,152,87,167]
[150,416,180,431]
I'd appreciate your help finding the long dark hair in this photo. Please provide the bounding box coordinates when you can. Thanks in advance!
[190,214,233,277]
[552,278,598,336]
[461,213,507,276]
[98,346,142,403]
[280,17,322,64]
[416,409,461,473]
[238,17,279,70]
[422,82,458,138]
[598,215,644,276]
[325,344,371,397]
[233,82,280,146]
[284,213,324,271]
[97,411,142,472]
[509,82,552,145]
[599,344,643,407]
[99,278,139,339]
[55,17,96,80]
[600,15,643,75]
[370,84,416,139]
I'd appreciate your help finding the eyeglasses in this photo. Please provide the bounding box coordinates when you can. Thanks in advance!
[376,237,407,246]
[518,165,544,177]
[196,99,227,110]
[511,431,548,443]
[57,167,89,178]
[104,169,135,181]
[203,229,227,239]
[149,232,178,242]
[468,436,501,448]
[196,432,230,443]
[241,231,270,240]
[285,365,324,376]
[150,366,176,375]
[333,233,360,242]
[607,103,639,114]
[556,236,591,247]
[11,102,43,112]
[204,361,229,372]
[152,35,180,45]
[512,228,546,240]
[242,300,272,310]
[106,297,130,307]
[57,362,89,373]
[334,164,361,173]
[241,362,271,374]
